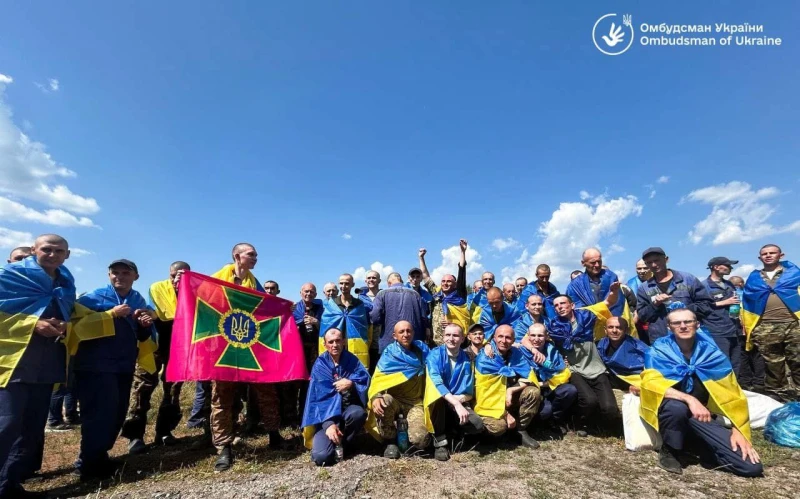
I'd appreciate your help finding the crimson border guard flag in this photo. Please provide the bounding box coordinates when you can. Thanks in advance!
[166,271,308,383]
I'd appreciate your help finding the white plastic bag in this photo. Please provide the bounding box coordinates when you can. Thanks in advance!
[745,390,783,429]
[622,393,662,451]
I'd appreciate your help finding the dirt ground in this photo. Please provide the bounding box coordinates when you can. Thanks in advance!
[27,383,800,499]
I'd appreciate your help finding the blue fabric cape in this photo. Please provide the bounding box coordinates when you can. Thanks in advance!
[512,313,546,343]
[645,328,731,393]
[293,298,324,325]
[743,261,800,319]
[597,334,647,376]
[566,269,624,316]
[478,302,521,340]
[320,296,368,342]
[547,308,597,351]
[1,256,76,321]
[77,285,156,341]
[301,350,370,429]
[467,289,488,310]
[474,342,533,379]
[627,276,644,296]
[431,289,466,317]
[375,340,429,378]
[516,282,560,319]
[426,345,474,397]
[405,283,432,305]
[519,342,565,383]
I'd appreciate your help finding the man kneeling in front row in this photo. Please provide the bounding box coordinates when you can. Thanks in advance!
[640,309,762,477]
[302,328,369,466]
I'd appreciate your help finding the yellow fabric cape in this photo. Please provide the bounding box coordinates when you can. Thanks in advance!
[473,347,539,420]
[212,264,260,290]
[150,279,178,321]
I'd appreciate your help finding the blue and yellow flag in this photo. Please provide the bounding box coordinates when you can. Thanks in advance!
[149,279,177,321]
[741,261,800,351]
[71,285,158,374]
[431,288,472,334]
[423,345,474,432]
[211,264,265,292]
[640,329,751,441]
[301,350,370,448]
[474,343,539,419]
[0,257,76,387]
[512,313,547,343]
[365,340,429,440]
[519,342,571,390]
[597,334,647,387]
[320,298,369,368]
[477,302,521,341]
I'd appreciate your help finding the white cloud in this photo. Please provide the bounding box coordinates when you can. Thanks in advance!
[491,237,521,252]
[607,243,625,255]
[48,79,59,92]
[501,195,643,287]
[0,196,98,227]
[647,185,657,199]
[73,266,84,273]
[353,261,395,283]
[341,233,352,240]
[684,181,800,245]
[731,263,758,279]
[657,176,670,184]
[0,81,100,217]
[0,227,33,249]
[70,248,93,257]
[579,190,591,200]
[614,268,629,283]
[0,74,12,85]
[430,245,485,284]
[34,78,60,94]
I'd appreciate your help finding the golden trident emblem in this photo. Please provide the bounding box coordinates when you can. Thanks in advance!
[231,314,252,342]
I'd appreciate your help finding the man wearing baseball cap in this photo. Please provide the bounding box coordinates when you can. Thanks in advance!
[703,257,743,373]
[635,247,713,342]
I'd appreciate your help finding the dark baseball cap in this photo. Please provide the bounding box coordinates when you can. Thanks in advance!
[109,259,138,273]
[708,256,739,268]
[408,267,423,275]
[468,323,485,334]
[642,247,666,259]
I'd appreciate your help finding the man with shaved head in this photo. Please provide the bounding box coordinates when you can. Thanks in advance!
[370,273,428,354]
[567,248,626,319]
[286,283,323,424]
[476,287,520,341]
[1,234,75,497]
[517,264,560,319]
[515,277,528,296]
[467,272,496,311]
[502,283,518,306]
[323,282,339,299]
[513,294,546,343]
[6,247,31,264]
[417,239,471,345]
[123,261,191,453]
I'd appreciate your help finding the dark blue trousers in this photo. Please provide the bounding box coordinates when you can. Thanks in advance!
[0,383,52,495]
[310,405,367,466]
[711,336,742,378]
[74,372,133,474]
[658,399,763,477]
[186,381,211,429]
[48,384,78,425]
[538,383,578,422]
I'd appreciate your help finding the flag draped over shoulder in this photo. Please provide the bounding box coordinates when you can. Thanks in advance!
[474,343,539,419]
[567,270,623,315]
[211,264,265,292]
[366,340,429,440]
[512,313,545,343]
[432,288,471,333]
[165,271,308,383]
[423,345,474,432]
[548,303,612,350]
[477,302,520,341]
[640,330,751,441]
[597,334,647,387]
[320,298,369,367]
[742,261,800,350]
[519,342,571,389]
[149,279,177,321]
[301,350,370,449]
[0,257,76,387]
[71,284,158,373]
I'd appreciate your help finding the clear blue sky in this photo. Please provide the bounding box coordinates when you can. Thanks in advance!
[1,1,798,299]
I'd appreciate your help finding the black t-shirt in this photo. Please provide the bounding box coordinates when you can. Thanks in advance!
[493,309,505,324]
[657,277,673,295]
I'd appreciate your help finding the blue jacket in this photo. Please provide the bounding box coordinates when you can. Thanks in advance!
[635,269,714,342]
[701,277,739,338]
[369,284,428,353]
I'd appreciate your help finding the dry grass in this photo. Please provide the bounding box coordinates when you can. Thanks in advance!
[25,383,800,498]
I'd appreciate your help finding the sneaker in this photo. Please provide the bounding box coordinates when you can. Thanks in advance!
[214,446,233,473]
[518,430,541,450]
[434,446,450,461]
[658,447,683,475]
[383,444,400,459]
[127,438,147,455]
[45,422,72,433]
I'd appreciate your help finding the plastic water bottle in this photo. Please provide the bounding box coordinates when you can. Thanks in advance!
[396,414,409,452]
[335,443,344,462]
[729,289,743,318]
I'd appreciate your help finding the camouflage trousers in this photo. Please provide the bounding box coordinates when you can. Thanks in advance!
[751,320,800,401]
[480,385,542,436]
[375,394,430,449]
[211,381,280,449]
[121,352,184,441]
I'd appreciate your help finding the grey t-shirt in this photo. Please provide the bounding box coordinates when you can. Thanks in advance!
[564,341,607,380]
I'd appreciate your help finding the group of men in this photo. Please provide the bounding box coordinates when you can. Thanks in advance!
[3,235,799,497]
